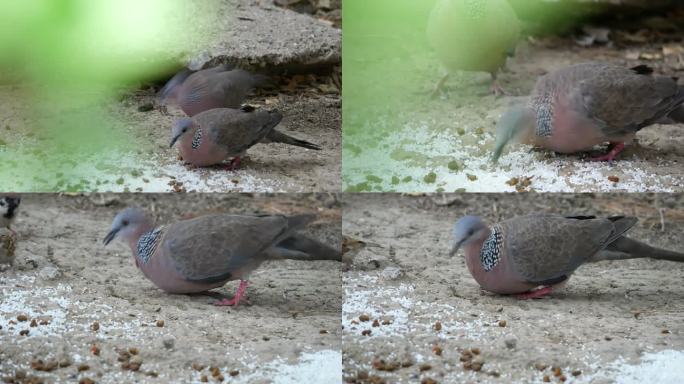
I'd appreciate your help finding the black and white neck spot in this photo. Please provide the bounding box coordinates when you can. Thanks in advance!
[480,225,503,272]
[136,226,164,265]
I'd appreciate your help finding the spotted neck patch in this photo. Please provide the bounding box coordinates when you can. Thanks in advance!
[191,126,202,150]
[480,225,503,272]
[136,226,164,265]
[531,93,554,138]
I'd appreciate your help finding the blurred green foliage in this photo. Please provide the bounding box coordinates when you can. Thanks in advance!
[0,0,218,191]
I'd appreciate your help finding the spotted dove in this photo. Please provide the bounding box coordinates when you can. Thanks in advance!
[493,62,684,162]
[158,64,271,116]
[450,214,684,298]
[103,208,340,306]
[427,0,520,96]
[169,106,320,169]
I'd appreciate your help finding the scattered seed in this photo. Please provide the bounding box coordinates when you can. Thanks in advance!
[498,320,507,327]
[361,330,372,336]
[320,329,329,333]
[472,362,483,372]
[90,322,99,331]
[17,314,28,322]
[553,366,562,377]
[608,176,619,183]
[78,364,89,372]
[572,370,582,376]
[229,370,239,377]
[381,320,391,325]
[40,320,49,325]
[146,371,159,377]
[463,361,472,370]
[216,374,224,382]
[488,371,501,377]
[605,336,612,341]
[471,348,480,355]
[432,345,442,356]
[543,375,550,382]
[128,363,141,372]
[434,321,442,331]
[210,366,220,377]
[662,329,671,334]
[373,359,399,372]
[421,378,437,384]
[91,345,100,356]
[419,364,432,371]
[19,329,29,336]
[79,378,95,384]
[506,177,519,186]
[359,314,370,322]
[559,375,567,382]
[128,347,139,355]
[156,320,165,327]
[372,319,380,327]
[30,319,38,327]
[200,375,208,382]
[466,174,477,181]
[192,363,205,371]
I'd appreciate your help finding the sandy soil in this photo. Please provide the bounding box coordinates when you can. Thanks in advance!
[343,8,684,193]
[0,193,342,383]
[342,193,684,383]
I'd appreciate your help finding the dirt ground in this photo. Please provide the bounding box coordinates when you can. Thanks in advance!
[342,193,684,383]
[0,193,342,383]
[343,7,684,193]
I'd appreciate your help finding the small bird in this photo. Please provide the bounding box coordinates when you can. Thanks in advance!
[493,63,684,162]
[450,214,684,299]
[426,0,520,97]
[103,208,340,306]
[158,64,271,116]
[0,195,20,235]
[169,106,320,169]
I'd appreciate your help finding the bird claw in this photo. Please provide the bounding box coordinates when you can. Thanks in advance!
[213,280,250,307]
[589,142,625,163]
[224,156,242,171]
[514,286,553,299]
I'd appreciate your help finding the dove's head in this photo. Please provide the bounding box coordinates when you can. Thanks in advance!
[492,105,535,163]
[104,208,153,246]
[169,118,195,148]
[449,215,489,257]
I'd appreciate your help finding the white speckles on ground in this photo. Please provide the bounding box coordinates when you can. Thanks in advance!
[0,194,342,383]
[342,193,684,383]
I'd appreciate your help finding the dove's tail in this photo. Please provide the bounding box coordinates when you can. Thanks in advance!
[273,234,342,262]
[592,236,684,262]
[266,130,321,150]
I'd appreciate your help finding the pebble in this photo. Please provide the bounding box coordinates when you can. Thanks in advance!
[504,335,517,349]
[380,266,403,280]
[163,335,176,349]
[39,266,61,280]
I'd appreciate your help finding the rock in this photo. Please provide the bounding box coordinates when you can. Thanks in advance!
[380,266,403,280]
[162,335,176,349]
[39,266,61,281]
[180,0,340,73]
[504,335,518,349]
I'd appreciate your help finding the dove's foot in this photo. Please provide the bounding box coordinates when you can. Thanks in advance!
[430,74,450,99]
[224,156,242,171]
[213,280,249,307]
[514,286,553,300]
[590,142,625,162]
[490,79,509,97]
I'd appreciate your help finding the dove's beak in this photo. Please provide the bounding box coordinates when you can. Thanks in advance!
[103,228,120,246]
[169,135,181,148]
[449,239,464,257]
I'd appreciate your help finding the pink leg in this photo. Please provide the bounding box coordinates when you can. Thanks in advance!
[224,156,242,171]
[8,227,16,237]
[213,280,250,307]
[514,286,553,300]
[590,142,625,162]
[490,76,508,97]
[430,74,450,99]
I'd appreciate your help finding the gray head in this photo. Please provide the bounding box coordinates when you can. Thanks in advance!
[492,105,534,163]
[103,208,152,245]
[169,118,194,148]
[449,215,488,256]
